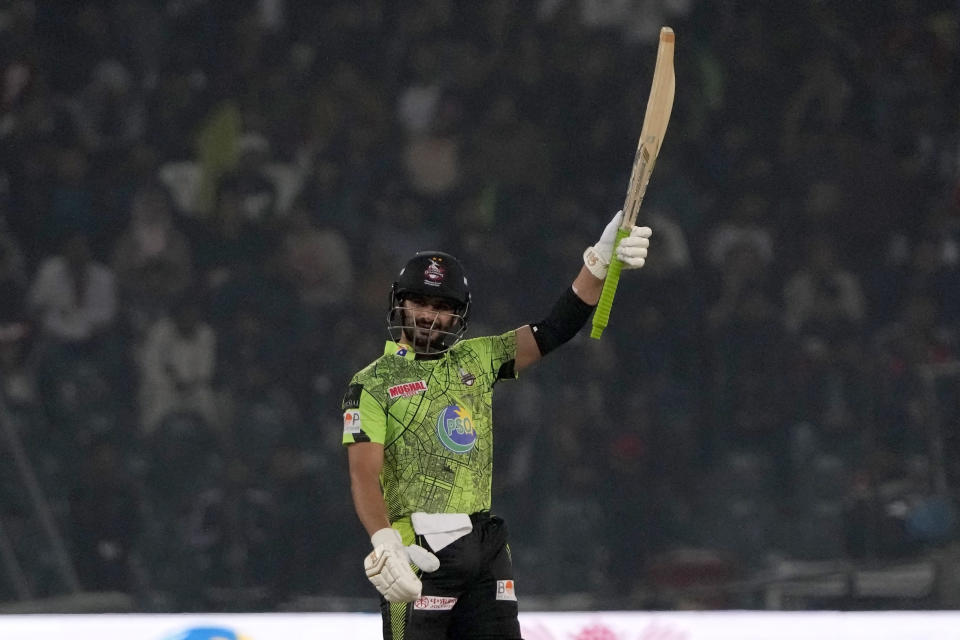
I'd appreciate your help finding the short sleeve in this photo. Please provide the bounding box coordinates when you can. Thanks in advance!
[341,382,387,445]
[489,330,518,381]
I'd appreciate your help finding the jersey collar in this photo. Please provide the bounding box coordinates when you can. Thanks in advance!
[384,340,446,361]
[385,341,416,360]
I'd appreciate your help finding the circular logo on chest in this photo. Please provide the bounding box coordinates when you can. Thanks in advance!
[435,405,477,453]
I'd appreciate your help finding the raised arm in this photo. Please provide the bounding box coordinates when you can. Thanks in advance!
[514,211,651,373]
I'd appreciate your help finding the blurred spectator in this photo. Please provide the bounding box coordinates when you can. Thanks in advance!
[264,438,331,599]
[139,290,219,436]
[68,435,141,592]
[641,207,693,279]
[705,188,775,269]
[706,243,788,459]
[870,291,956,501]
[71,59,146,154]
[396,40,443,138]
[47,148,97,241]
[869,208,960,328]
[469,94,553,195]
[194,133,285,289]
[216,132,279,224]
[781,52,854,160]
[366,179,444,268]
[112,182,193,337]
[25,229,125,460]
[183,460,279,606]
[224,347,304,478]
[277,203,352,309]
[783,233,866,338]
[0,231,33,405]
[401,92,464,199]
[27,233,117,344]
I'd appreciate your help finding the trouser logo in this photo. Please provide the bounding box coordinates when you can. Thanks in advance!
[414,595,457,610]
[496,579,517,601]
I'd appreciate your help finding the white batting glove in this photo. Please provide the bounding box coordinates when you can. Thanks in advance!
[364,527,440,602]
[583,210,653,279]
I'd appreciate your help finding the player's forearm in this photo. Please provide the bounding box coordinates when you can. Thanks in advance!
[348,442,392,535]
[571,264,604,305]
[521,266,600,367]
[350,472,392,536]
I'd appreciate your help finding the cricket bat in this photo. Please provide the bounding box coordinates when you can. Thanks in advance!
[591,26,676,339]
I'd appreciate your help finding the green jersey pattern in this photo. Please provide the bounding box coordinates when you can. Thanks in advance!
[342,332,517,521]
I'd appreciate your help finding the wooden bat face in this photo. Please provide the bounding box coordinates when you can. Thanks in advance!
[622,27,676,230]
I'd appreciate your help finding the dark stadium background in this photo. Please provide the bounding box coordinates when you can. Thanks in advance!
[0,0,958,613]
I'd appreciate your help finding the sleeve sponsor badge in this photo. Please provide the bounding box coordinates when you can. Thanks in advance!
[342,383,363,410]
[343,410,362,434]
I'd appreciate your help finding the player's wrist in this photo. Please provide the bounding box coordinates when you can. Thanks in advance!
[583,245,610,279]
[371,527,402,549]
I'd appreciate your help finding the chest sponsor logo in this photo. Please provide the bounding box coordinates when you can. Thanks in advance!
[436,405,477,454]
[413,595,457,611]
[343,410,362,434]
[388,380,428,399]
[496,579,517,601]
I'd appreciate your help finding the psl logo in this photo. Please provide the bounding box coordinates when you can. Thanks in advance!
[435,405,477,453]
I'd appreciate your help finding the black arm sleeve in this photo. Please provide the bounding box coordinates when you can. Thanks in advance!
[530,287,595,356]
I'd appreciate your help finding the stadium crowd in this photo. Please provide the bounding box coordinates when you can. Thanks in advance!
[0,0,958,612]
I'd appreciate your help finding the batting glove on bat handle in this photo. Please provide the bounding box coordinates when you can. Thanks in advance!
[584,211,653,278]
[364,527,440,602]
[616,226,652,268]
[583,210,623,279]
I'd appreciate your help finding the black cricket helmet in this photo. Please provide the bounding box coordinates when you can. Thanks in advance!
[388,251,471,353]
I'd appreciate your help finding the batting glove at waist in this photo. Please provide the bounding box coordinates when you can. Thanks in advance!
[584,210,653,279]
[364,527,440,602]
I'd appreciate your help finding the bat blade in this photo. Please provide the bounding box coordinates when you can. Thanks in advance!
[621,26,676,230]
[591,26,676,340]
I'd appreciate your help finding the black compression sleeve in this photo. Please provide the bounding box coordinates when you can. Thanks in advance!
[530,287,595,356]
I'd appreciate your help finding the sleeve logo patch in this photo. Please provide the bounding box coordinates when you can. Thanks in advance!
[413,595,457,610]
[496,580,517,601]
[388,380,428,399]
[343,410,362,434]
[342,383,363,409]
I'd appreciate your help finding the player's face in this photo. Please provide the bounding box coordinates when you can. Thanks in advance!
[401,294,459,350]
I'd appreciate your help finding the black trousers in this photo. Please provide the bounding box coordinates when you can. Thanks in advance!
[381,513,523,640]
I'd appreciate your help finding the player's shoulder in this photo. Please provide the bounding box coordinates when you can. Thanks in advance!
[349,353,391,385]
[452,331,517,365]
[342,355,392,411]
[452,335,492,356]
[455,330,513,349]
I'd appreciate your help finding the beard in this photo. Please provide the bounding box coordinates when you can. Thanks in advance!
[403,322,447,352]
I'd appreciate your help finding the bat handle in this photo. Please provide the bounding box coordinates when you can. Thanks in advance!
[590,228,630,339]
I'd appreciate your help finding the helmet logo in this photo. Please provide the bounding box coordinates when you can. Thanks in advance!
[424,259,445,287]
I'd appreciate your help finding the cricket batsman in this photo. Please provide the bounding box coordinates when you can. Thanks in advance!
[341,211,652,639]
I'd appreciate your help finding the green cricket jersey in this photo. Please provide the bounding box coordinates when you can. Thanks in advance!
[341,333,517,525]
